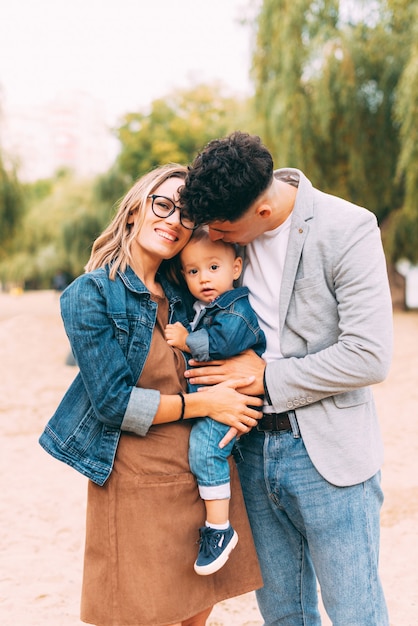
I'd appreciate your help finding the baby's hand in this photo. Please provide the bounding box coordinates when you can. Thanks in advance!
[165,322,190,352]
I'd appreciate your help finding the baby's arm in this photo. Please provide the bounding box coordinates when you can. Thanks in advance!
[165,322,191,353]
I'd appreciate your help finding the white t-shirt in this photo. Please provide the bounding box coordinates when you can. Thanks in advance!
[190,300,207,331]
[243,212,292,363]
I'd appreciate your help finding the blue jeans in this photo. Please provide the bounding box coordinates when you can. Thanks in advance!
[189,418,234,500]
[236,425,389,626]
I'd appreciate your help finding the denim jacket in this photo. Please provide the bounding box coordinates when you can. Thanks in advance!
[186,286,266,374]
[39,266,192,486]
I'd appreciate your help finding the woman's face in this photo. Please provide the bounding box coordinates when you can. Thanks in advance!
[133,177,192,262]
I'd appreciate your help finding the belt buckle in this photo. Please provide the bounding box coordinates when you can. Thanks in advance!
[256,414,274,431]
[275,414,291,431]
[257,412,292,432]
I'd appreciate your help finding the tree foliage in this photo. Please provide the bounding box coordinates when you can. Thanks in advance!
[3,9,418,288]
[252,0,339,172]
[393,1,418,213]
[0,171,103,288]
[0,83,253,288]
[0,153,25,261]
[379,0,418,265]
[252,0,417,253]
[115,83,251,182]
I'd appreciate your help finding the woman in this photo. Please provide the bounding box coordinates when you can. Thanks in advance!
[39,164,263,626]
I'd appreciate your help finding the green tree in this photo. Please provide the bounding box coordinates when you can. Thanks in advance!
[252,0,339,171]
[115,83,249,182]
[310,9,405,221]
[93,166,131,214]
[380,1,418,265]
[0,154,25,262]
[251,0,412,224]
[0,82,255,288]
[0,171,102,287]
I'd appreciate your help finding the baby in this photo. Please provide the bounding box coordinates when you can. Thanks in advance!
[165,226,266,575]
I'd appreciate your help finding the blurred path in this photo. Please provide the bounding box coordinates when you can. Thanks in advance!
[0,292,417,625]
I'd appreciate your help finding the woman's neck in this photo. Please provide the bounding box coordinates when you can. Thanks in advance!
[130,257,164,297]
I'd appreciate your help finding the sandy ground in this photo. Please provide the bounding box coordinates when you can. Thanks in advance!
[0,290,417,626]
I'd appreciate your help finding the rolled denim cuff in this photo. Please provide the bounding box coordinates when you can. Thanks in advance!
[186,329,210,362]
[121,387,160,436]
[198,482,231,500]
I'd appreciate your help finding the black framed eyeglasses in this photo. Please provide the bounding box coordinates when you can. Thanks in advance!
[148,194,197,230]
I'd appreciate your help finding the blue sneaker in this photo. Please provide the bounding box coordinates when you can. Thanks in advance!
[194,525,238,575]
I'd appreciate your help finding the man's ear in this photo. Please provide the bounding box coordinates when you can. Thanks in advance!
[256,203,272,219]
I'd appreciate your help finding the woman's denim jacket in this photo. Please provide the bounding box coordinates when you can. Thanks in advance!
[39,266,191,486]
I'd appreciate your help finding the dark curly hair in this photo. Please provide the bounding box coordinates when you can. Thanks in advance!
[180,131,274,224]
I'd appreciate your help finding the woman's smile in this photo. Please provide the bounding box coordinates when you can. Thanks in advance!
[155,226,180,242]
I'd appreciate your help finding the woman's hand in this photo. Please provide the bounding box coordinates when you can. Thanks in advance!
[191,376,263,434]
[155,376,262,427]
[218,427,239,449]
[185,350,266,395]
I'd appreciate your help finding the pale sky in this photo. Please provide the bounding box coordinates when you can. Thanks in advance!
[0,0,258,124]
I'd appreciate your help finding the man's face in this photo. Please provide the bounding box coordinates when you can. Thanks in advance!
[208,207,265,246]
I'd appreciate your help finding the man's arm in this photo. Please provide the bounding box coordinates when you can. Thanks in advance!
[185,213,393,411]
[185,350,266,396]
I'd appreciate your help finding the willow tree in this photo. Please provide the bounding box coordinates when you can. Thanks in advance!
[308,4,405,221]
[252,0,339,174]
[251,0,410,223]
[387,0,418,263]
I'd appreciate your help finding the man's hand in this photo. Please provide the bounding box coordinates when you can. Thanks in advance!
[165,321,190,353]
[185,349,266,396]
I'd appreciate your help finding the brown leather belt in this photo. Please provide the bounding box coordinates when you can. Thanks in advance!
[257,411,293,432]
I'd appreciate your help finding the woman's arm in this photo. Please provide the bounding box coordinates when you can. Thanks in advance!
[63,274,172,434]
[154,378,263,434]
[63,274,262,437]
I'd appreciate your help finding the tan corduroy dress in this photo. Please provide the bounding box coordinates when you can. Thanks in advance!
[80,295,262,626]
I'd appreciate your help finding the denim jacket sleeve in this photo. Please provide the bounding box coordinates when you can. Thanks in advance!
[185,328,211,362]
[61,273,157,435]
[185,307,265,361]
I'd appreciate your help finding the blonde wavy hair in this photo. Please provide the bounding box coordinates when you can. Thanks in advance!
[85,164,188,280]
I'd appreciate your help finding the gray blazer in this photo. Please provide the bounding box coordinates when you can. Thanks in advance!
[262,169,393,487]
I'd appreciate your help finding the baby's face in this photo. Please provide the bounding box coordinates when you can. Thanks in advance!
[180,238,242,303]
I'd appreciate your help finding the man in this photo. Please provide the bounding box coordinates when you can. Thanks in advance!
[180,131,392,625]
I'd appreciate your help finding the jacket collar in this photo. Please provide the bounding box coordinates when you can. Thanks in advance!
[201,285,249,310]
[115,265,183,306]
[277,169,313,333]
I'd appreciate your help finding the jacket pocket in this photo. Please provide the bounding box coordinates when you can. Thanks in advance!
[63,407,103,455]
[333,387,370,408]
[293,271,324,292]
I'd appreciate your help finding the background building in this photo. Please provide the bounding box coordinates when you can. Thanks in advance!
[0,90,117,181]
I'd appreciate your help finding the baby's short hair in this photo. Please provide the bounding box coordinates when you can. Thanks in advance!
[187,225,239,257]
